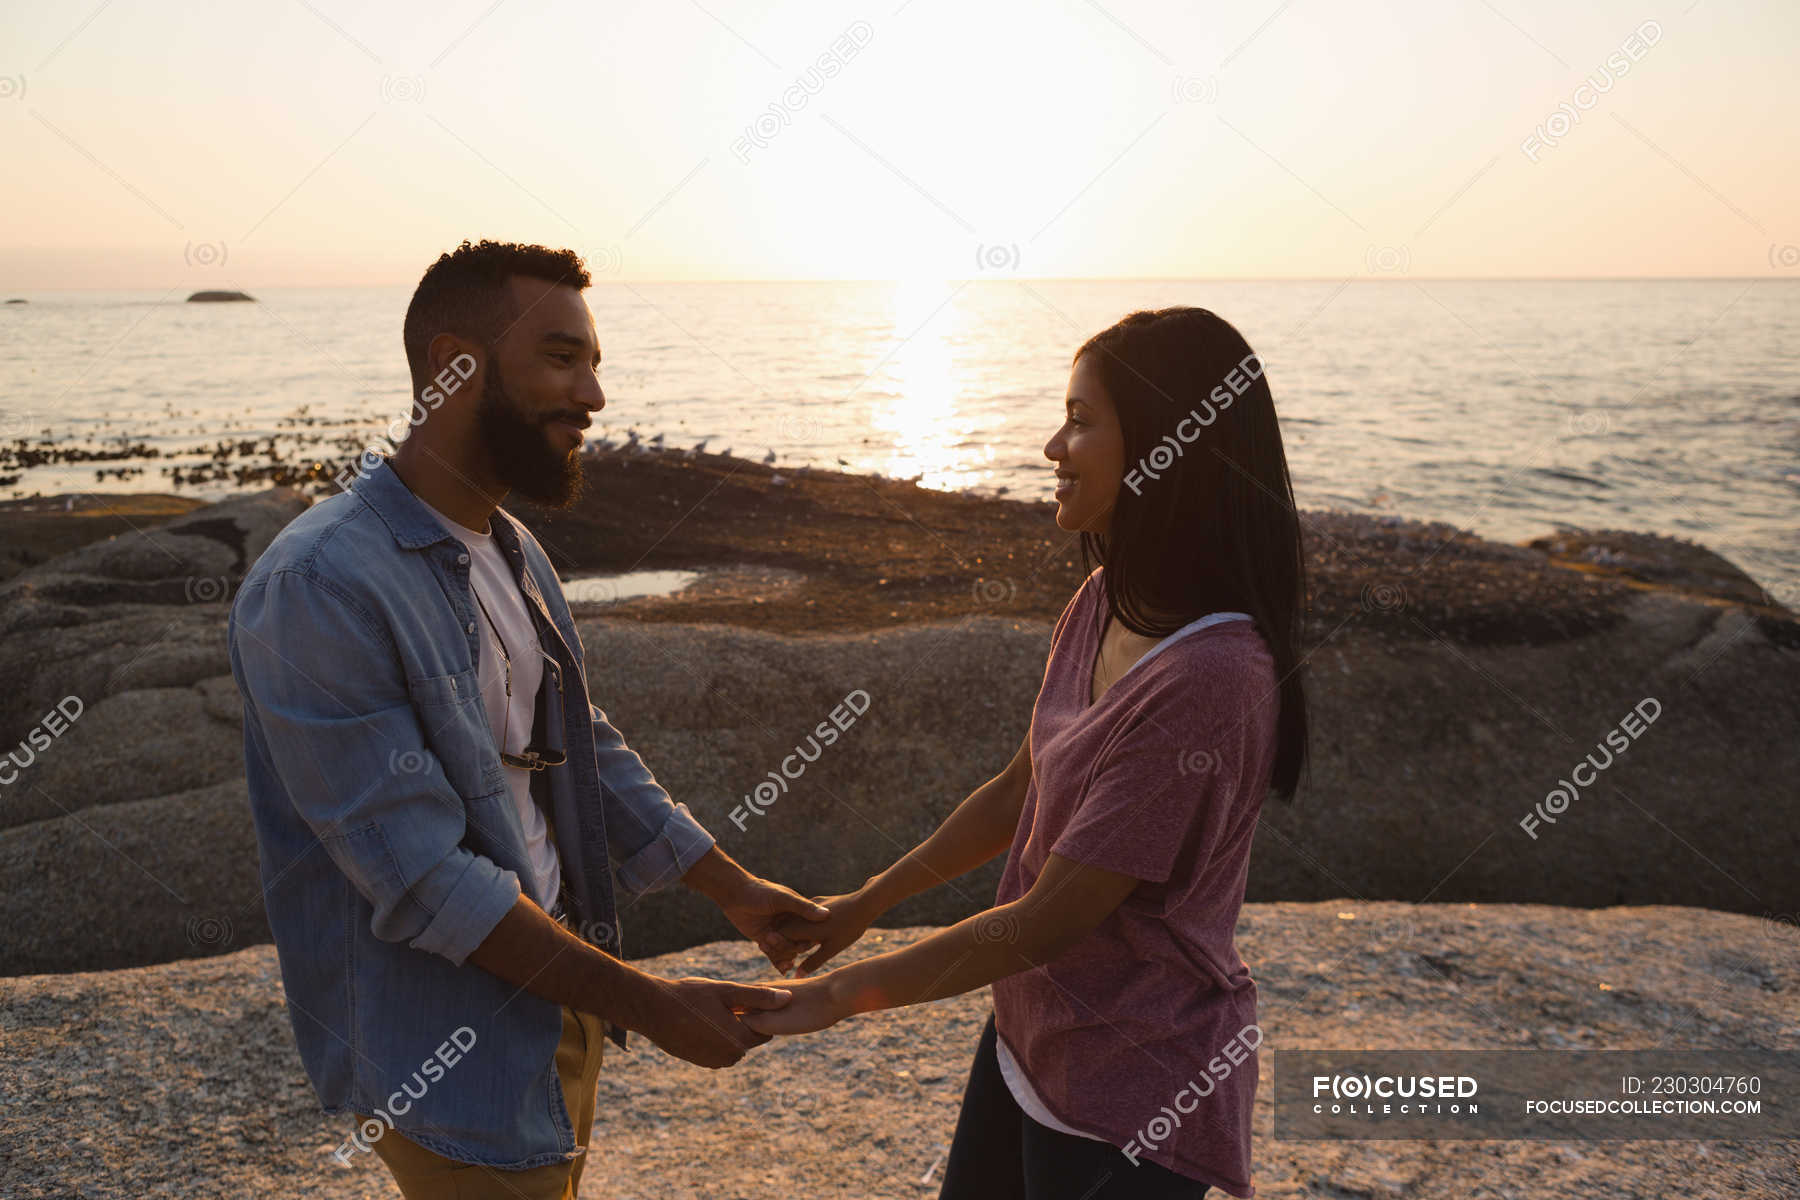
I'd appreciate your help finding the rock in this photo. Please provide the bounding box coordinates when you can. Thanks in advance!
[0,780,265,975]
[0,486,305,608]
[0,683,244,830]
[0,487,308,749]
[186,291,255,302]
[1529,528,1779,608]
[0,493,206,584]
[0,474,1795,978]
[1,908,1794,1198]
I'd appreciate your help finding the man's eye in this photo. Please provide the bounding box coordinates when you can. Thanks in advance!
[549,353,574,364]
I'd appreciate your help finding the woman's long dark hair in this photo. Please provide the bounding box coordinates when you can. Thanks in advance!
[1075,307,1309,800]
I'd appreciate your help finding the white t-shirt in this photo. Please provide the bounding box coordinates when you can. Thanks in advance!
[998,608,1253,1142]
[416,496,562,911]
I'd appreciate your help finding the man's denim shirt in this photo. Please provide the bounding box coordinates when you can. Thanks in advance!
[226,453,715,1169]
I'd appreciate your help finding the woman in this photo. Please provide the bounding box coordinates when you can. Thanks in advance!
[750,307,1309,1200]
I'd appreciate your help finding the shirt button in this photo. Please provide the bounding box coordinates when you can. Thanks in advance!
[457,553,470,565]
[466,621,476,633]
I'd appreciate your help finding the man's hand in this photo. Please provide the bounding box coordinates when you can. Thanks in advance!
[682,846,829,972]
[739,974,849,1038]
[632,976,793,1069]
[717,875,831,972]
[768,888,880,976]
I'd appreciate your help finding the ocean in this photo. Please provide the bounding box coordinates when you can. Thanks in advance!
[2,279,1795,603]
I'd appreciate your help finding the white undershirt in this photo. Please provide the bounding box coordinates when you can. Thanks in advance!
[1000,607,1253,1139]
[996,1036,1111,1142]
[417,497,561,910]
[1127,610,1254,673]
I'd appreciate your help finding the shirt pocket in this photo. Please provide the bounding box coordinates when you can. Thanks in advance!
[407,666,510,805]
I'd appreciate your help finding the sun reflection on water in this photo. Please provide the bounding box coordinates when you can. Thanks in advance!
[867,278,977,491]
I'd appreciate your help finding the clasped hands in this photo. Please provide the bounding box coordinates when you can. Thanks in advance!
[654,850,876,1066]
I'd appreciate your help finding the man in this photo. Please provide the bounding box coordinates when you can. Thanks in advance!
[227,239,828,1199]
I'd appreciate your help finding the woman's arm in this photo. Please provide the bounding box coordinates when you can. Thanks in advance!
[773,728,1035,974]
[744,851,1141,1035]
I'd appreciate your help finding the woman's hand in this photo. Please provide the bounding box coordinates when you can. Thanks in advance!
[768,887,882,976]
[738,974,850,1037]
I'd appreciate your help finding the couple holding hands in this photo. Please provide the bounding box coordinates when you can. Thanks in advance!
[228,240,1306,1200]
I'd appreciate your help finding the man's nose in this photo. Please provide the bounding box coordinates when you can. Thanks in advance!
[577,375,605,413]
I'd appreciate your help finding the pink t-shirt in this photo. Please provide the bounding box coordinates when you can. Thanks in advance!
[991,568,1276,1198]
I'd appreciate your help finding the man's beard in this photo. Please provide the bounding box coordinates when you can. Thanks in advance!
[473,358,585,508]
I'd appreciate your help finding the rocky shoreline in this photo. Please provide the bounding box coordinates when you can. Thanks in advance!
[0,448,1795,980]
[3,442,1787,637]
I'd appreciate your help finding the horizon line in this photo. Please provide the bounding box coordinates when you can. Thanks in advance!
[6,274,1793,292]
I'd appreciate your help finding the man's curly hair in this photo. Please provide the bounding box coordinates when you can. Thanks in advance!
[402,239,591,389]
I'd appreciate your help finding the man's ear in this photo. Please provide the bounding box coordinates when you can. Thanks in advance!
[424,332,484,389]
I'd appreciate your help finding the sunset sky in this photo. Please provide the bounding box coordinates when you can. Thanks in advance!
[3,0,1795,287]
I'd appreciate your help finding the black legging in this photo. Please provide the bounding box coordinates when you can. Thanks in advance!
[939,1014,1212,1200]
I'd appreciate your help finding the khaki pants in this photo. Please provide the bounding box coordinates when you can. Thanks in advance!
[354,1005,607,1200]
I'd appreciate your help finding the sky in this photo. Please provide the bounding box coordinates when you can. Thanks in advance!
[2,0,1796,286]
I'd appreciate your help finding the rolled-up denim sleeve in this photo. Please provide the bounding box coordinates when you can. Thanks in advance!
[228,568,521,966]
[589,701,716,898]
